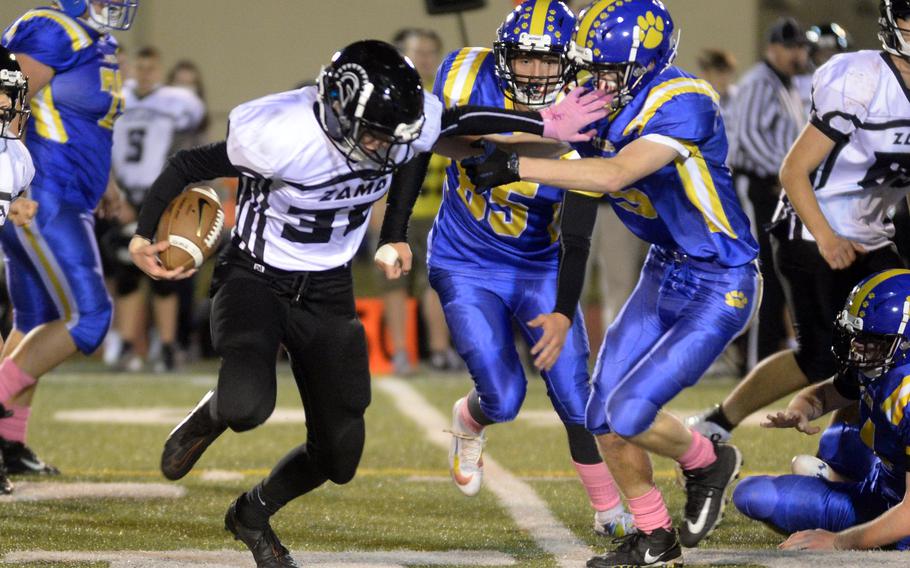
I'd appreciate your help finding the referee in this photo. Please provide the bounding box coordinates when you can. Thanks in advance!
[727,18,809,369]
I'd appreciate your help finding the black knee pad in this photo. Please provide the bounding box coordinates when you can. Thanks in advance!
[314,414,366,485]
[215,358,276,432]
[564,423,601,465]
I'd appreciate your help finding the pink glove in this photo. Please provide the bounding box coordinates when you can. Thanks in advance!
[540,87,611,142]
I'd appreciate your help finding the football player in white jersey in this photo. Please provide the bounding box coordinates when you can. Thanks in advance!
[110,46,204,372]
[0,44,38,494]
[689,0,910,456]
[127,40,605,567]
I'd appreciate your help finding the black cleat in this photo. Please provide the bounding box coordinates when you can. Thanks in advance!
[225,498,299,568]
[0,402,12,419]
[160,390,226,480]
[587,528,682,567]
[678,442,742,548]
[0,438,60,476]
[0,451,12,495]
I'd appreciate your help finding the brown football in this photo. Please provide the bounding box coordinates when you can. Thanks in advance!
[155,186,225,270]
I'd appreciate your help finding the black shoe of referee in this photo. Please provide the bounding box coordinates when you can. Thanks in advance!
[160,390,226,480]
[679,441,742,548]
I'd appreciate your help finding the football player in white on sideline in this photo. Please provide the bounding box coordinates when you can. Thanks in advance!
[689,0,910,454]
[0,44,39,494]
[128,39,606,567]
[110,45,204,372]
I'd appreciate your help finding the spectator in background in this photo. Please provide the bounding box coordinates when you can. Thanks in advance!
[697,48,738,131]
[371,28,460,374]
[796,23,851,111]
[727,17,809,371]
[167,60,210,148]
[110,47,206,371]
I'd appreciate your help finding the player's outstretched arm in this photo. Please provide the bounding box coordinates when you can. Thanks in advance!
[463,137,678,194]
[528,191,599,371]
[760,377,853,434]
[780,124,865,270]
[782,473,910,550]
[438,87,608,143]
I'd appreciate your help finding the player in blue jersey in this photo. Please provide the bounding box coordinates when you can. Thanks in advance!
[734,270,910,551]
[464,1,760,565]
[0,0,139,476]
[419,0,634,538]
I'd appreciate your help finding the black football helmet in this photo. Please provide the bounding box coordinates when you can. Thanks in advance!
[880,0,910,58]
[316,40,425,176]
[0,46,28,140]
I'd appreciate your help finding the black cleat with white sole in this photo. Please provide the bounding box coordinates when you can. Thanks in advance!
[160,390,226,481]
[678,441,742,548]
[0,438,60,476]
[587,528,682,567]
[225,498,300,567]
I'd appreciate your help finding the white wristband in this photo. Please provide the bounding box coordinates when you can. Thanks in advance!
[374,243,401,267]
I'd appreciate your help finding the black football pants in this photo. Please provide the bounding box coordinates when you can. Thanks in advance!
[209,247,371,512]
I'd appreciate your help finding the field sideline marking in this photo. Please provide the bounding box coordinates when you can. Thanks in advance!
[376,378,592,568]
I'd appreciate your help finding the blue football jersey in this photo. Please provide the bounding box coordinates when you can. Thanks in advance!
[3,7,124,210]
[852,364,910,503]
[427,47,566,275]
[573,67,758,268]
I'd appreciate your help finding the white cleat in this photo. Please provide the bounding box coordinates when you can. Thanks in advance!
[791,455,831,480]
[447,398,486,497]
[685,408,732,443]
[594,508,637,538]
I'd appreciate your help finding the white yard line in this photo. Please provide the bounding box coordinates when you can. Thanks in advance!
[0,482,186,503]
[376,378,592,568]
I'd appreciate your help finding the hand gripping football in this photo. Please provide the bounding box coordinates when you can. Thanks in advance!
[155,186,225,270]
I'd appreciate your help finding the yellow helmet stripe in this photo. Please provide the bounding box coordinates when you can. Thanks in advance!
[529,0,551,36]
[576,0,620,46]
[848,269,910,316]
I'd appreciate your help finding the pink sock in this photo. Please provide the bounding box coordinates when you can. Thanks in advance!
[0,359,37,405]
[0,404,30,443]
[628,486,673,533]
[573,461,622,511]
[678,430,717,471]
[458,397,484,434]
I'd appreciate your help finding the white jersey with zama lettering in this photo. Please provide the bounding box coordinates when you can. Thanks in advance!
[226,86,442,272]
[112,84,205,204]
[784,50,910,249]
[0,138,34,226]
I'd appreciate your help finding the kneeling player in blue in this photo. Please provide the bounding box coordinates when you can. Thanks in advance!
[412,0,634,537]
[464,1,760,565]
[734,269,910,551]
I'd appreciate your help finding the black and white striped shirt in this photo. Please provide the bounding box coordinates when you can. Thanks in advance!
[728,61,806,178]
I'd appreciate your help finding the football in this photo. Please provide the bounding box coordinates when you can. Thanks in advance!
[155,186,225,270]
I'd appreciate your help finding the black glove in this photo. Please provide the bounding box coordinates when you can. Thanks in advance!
[462,140,521,194]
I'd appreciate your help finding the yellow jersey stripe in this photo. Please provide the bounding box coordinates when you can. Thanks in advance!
[848,269,910,316]
[577,0,620,46]
[32,86,69,143]
[529,0,550,35]
[625,79,719,135]
[4,9,92,52]
[22,226,73,321]
[677,142,737,238]
[882,375,910,426]
[457,50,489,107]
[443,48,491,108]
[443,48,472,108]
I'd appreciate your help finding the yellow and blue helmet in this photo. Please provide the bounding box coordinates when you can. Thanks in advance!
[570,0,678,110]
[57,0,139,31]
[835,269,910,380]
[494,0,576,108]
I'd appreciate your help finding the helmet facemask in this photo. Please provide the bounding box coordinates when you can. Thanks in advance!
[494,33,569,109]
[833,310,910,380]
[317,63,425,178]
[0,68,29,141]
[83,0,139,31]
[880,0,910,59]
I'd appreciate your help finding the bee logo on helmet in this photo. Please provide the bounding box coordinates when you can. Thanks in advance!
[569,0,678,111]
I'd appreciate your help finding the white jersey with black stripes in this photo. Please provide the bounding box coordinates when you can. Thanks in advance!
[226,86,442,272]
[112,84,205,203]
[0,138,34,226]
[793,50,910,249]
